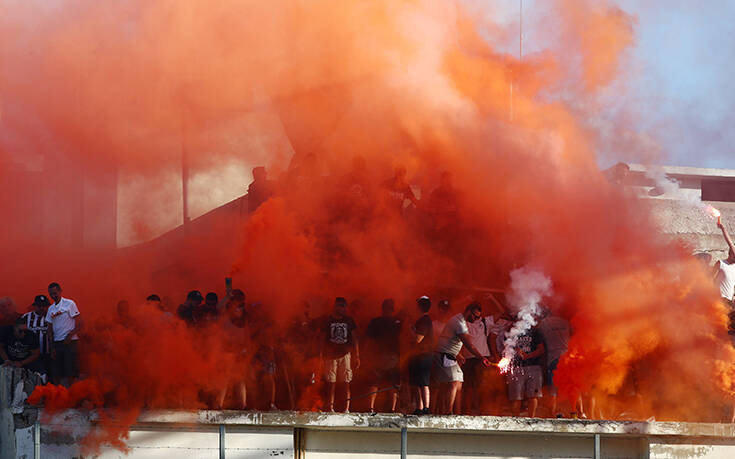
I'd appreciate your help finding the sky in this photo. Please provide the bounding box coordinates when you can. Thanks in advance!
[485,0,733,169]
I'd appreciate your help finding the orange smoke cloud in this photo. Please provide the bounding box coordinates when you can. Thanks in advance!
[0,0,730,451]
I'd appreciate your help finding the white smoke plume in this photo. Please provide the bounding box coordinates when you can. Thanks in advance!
[501,266,553,370]
[644,166,715,216]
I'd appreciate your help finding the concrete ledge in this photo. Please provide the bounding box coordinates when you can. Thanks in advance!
[131,410,735,438]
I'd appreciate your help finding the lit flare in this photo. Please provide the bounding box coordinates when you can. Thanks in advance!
[706,204,721,219]
[497,357,511,374]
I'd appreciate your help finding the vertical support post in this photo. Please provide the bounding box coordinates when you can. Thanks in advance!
[519,0,523,59]
[400,427,407,459]
[34,419,40,459]
[593,433,601,459]
[639,437,650,459]
[294,427,306,459]
[219,424,225,459]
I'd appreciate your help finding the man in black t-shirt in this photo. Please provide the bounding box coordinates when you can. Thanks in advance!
[320,297,359,412]
[0,317,41,373]
[408,296,434,415]
[506,325,545,417]
[365,299,402,413]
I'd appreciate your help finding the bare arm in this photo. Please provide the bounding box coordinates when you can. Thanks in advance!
[520,342,546,361]
[20,349,40,366]
[352,331,360,369]
[64,316,83,344]
[719,217,735,254]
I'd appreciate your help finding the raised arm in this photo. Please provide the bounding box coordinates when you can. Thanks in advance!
[719,217,735,255]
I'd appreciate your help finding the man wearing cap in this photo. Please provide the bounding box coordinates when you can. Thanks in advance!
[46,282,82,387]
[21,295,51,380]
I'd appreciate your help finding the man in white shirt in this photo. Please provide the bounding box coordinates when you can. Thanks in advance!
[459,312,494,414]
[715,217,735,307]
[46,282,82,387]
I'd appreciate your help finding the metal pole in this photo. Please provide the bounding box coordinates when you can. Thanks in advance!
[219,424,226,459]
[34,419,40,459]
[593,434,601,459]
[519,0,523,60]
[400,427,407,459]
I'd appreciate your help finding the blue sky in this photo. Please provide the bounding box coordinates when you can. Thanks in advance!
[476,0,733,169]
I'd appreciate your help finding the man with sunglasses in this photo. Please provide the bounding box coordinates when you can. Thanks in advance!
[434,302,490,414]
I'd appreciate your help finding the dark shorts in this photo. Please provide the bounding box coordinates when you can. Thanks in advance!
[52,340,79,380]
[408,353,433,387]
[372,366,400,387]
[462,358,488,389]
[545,358,559,396]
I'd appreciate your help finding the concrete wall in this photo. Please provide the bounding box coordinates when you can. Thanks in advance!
[22,410,735,459]
[4,361,735,459]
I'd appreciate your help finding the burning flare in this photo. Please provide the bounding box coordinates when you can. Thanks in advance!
[706,204,721,219]
[497,357,511,374]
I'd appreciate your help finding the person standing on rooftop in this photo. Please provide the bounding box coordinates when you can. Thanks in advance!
[46,282,82,387]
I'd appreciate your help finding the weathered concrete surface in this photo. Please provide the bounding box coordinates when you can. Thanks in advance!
[0,366,44,459]
[132,409,735,438]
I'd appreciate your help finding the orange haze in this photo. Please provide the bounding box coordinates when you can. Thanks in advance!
[1,0,733,452]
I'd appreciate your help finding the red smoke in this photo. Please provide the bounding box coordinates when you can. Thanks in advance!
[1,0,733,451]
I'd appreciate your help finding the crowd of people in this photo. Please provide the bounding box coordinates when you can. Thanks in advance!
[0,283,81,387]
[1,165,734,420]
[0,278,579,417]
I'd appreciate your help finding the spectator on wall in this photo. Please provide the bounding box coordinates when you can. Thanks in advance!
[46,282,82,387]
[715,217,735,308]
[408,296,434,415]
[506,323,545,418]
[365,299,402,413]
[320,297,359,413]
[434,302,490,414]
[538,308,571,417]
[21,295,51,380]
[0,317,42,374]
[459,306,495,415]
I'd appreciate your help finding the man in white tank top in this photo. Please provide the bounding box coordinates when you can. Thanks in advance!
[715,217,735,306]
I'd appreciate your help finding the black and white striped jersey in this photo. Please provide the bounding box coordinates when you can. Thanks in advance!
[21,311,50,355]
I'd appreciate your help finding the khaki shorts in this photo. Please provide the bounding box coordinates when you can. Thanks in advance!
[433,353,463,383]
[324,353,353,383]
[507,365,542,401]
